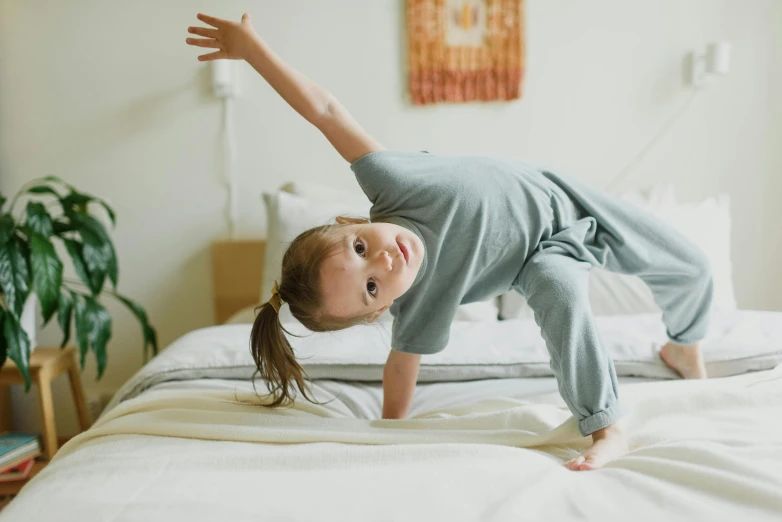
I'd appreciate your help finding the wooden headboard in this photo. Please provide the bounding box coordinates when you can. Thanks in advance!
[210,240,265,324]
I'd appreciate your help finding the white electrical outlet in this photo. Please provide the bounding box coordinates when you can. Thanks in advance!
[688,42,731,88]
[211,59,238,98]
[707,42,731,75]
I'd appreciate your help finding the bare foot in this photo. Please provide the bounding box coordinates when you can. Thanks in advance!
[563,423,628,471]
[660,342,707,379]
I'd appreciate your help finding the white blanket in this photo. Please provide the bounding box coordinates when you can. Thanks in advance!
[6,365,782,522]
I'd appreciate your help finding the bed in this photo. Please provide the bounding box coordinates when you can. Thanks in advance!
[3,183,782,522]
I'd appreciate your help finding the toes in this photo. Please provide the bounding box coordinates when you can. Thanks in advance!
[577,456,601,471]
[564,456,585,470]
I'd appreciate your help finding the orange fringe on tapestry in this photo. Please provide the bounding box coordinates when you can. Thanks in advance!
[407,0,525,105]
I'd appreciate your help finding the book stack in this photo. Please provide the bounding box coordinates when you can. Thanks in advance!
[0,433,41,482]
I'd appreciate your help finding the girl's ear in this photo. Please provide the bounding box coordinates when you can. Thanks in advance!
[336,216,370,225]
[368,304,390,323]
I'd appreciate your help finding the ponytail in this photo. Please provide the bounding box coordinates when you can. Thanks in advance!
[250,299,319,408]
[249,220,375,408]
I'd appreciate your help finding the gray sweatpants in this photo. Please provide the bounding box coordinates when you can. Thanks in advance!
[513,170,714,437]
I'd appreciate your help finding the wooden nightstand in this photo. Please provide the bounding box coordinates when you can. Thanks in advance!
[0,346,91,496]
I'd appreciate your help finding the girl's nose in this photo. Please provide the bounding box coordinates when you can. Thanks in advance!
[375,250,393,272]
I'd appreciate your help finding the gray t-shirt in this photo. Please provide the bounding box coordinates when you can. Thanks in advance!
[351,150,556,355]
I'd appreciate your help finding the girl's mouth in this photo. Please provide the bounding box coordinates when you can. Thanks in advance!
[397,240,409,264]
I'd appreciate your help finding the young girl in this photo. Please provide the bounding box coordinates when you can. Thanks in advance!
[186,13,712,472]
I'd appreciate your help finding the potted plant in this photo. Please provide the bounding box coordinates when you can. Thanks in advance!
[0,176,156,390]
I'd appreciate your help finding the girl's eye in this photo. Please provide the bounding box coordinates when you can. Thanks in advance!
[355,238,375,297]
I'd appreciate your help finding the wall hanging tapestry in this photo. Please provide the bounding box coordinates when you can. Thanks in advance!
[407,0,525,105]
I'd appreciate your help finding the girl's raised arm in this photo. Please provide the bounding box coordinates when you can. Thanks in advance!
[187,13,384,163]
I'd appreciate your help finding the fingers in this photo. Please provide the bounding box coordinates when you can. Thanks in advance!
[196,13,226,28]
[197,50,227,62]
[188,26,218,39]
[186,37,220,49]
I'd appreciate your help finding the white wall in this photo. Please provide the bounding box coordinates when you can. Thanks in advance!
[1,0,780,435]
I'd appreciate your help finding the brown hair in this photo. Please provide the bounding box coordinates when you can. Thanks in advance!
[250,217,379,408]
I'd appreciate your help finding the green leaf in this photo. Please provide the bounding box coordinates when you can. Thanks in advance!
[62,191,116,226]
[63,239,98,295]
[72,294,89,369]
[68,213,118,289]
[15,233,30,262]
[27,185,62,198]
[53,220,75,235]
[115,293,158,361]
[28,181,116,227]
[61,193,88,214]
[41,175,68,185]
[0,236,30,316]
[0,214,14,247]
[0,311,7,368]
[73,294,112,378]
[25,202,54,237]
[37,177,76,197]
[85,296,111,379]
[14,225,32,238]
[4,312,31,390]
[77,230,106,295]
[0,194,6,212]
[29,234,63,324]
[100,201,117,227]
[57,289,73,347]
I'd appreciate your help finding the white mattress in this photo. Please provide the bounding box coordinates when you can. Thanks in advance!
[7,366,782,522]
[5,311,782,522]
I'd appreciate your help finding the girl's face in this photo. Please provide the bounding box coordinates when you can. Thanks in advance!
[319,222,424,322]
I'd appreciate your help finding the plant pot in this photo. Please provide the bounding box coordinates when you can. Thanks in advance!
[20,294,39,352]
[1,293,39,354]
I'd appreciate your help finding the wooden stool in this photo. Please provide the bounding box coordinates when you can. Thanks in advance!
[0,346,91,461]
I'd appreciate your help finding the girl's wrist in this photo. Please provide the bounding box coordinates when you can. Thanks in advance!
[242,34,268,63]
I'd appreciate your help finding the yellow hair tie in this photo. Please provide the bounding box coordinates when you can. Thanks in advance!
[268,280,284,314]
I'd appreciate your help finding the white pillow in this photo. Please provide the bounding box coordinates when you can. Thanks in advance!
[499,185,737,319]
[644,194,736,310]
[261,190,369,323]
[262,184,500,324]
[280,181,371,211]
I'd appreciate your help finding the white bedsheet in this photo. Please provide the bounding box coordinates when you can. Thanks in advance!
[4,367,782,522]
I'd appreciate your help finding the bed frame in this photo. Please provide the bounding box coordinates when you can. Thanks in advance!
[210,240,266,324]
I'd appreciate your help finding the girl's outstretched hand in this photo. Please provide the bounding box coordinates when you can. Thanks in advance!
[186,13,258,62]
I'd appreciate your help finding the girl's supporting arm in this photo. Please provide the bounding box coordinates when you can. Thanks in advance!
[381,350,421,420]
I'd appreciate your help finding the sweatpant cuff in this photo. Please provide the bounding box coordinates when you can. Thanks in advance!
[578,402,627,437]
[666,336,704,346]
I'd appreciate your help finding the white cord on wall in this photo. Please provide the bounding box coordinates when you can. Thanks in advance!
[222,96,239,239]
[603,90,700,194]
[603,40,731,194]
[212,59,240,238]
